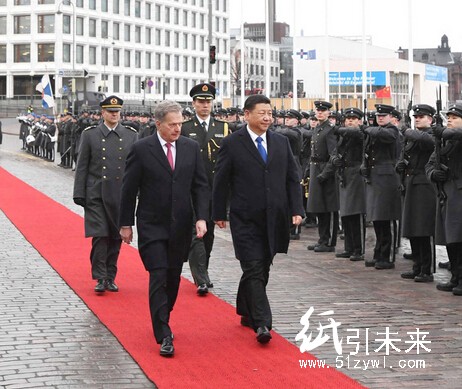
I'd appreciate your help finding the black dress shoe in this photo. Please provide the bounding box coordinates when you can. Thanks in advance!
[452,281,462,296]
[207,282,214,288]
[375,261,395,270]
[290,233,300,240]
[403,252,414,260]
[104,279,119,292]
[240,316,253,328]
[365,258,376,267]
[438,261,451,270]
[307,244,319,250]
[414,273,434,283]
[350,253,364,261]
[160,336,174,357]
[436,280,458,292]
[335,251,352,258]
[94,279,105,293]
[197,284,208,296]
[256,326,272,344]
[314,245,335,253]
[401,271,418,279]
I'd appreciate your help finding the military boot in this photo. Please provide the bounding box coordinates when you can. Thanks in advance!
[452,279,462,296]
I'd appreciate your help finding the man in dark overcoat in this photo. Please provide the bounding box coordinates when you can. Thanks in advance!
[330,108,367,261]
[426,104,462,295]
[361,104,401,269]
[119,101,209,356]
[397,104,436,282]
[306,101,339,253]
[181,83,229,296]
[212,95,304,344]
[73,95,138,293]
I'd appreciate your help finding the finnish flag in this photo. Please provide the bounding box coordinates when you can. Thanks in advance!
[35,74,55,109]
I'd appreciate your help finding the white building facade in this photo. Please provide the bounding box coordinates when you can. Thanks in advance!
[0,0,230,107]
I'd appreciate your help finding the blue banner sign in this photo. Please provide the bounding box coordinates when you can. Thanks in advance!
[329,71,386,86]
[425,64,448,83]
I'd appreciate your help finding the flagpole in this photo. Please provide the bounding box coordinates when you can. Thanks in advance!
[361,0,367,107]
[292,0,297,109]
[240,0,245,107]
[265,0,270,99]
[324,0,330,101]
[408,0,414,123]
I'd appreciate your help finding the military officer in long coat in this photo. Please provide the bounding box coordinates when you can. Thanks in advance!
[397,104,436,282]
[181,83,229,296]
[361,104,401,270]
[330,108,367,261]
[73,95,138,293]
[306,101,339,253]
[426,104,462,295]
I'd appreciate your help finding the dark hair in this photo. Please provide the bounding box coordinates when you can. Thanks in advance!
[244,95,271,111]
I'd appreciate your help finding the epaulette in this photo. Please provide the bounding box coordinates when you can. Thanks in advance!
[183,119,193,124]
[124,125,138,133]
[82,125,97,132]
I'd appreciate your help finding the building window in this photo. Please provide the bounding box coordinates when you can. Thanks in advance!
[89,46,96,64]
[102,47,108,66]
[124,24,130,41]
[124,49,131,67]
[146,27,151,44]
[38,43,54,62]
[174,55,179,71]
[191,12,196,28]
[38,0,54,4]
[14,15,31,34]
[183,57,188,72]
[0,16,6,34]
[113,0,120,14]
[174,79,179,94]
[155,29,161,45]
[192,35,196,50]
[200,13,204,29]
[200,58,204,73]
[135,76,141,93]
[192,57,197,72]
[174,32,179,48]
[135,51,141,68]
[89,19,96,37]
[76,0,83,6]
[135,26,141,43]
[155,53,161,70]
[215,16,219,33]
[102,21,108,39]
[124,0,130,16]
[113,75,119,93]
[165,6,170,23]
[165,54,171,69]
[135,0,141,17]
[101,0,108,12]
[63,43,70,62]
[113,22,120,40]
[124,75,130,93]
[155,4,161,21]
[200,36,204,51]
[183,10,188,26]
[14,44,30,62]
[62,15,71,34]
[113,48,120,66]
[165,30,170,46]
[146,3,151,19]
[0,45,6,63]
[183,79,188,94]
[89,0,96,9]
[174,8,179,24]
[146,52,151,69]
[76,45,83,63]
[76,17,84,36]
[14,0,30,4]
[183,33,188,49]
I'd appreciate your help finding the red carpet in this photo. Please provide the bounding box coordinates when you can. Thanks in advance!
[0,167,365,389]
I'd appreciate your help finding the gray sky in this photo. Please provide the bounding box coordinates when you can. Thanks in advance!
[230,0,462,52]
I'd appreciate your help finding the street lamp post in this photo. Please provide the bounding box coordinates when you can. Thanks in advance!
[280,69,285,109]
[57,0,76,113]
[29,71,35,107]
[162,73,166,101]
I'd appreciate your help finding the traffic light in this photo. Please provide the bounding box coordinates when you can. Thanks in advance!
[209,45,216,64]
[98,86,102,92]
[141,80,145,90]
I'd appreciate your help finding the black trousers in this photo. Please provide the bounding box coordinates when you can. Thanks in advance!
[148,266,183,344]
[237,259,272,331]
[188,221,215,286]
[446,242,462,281]
[317,212,339,247]
[409,236,433,275]
[90,237,121,280]
[342,214,365,254]
[373,220,398,262]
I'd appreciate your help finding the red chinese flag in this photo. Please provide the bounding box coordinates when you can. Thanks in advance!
[375,86,391,98]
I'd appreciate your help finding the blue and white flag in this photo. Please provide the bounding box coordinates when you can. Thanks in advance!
[295,49,316,60]
[35,74,55,109]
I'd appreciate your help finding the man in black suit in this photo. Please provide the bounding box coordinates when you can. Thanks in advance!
[119,100,209,357]
[181,83,229,296]
[73,95,138,293]
[212,95,304,344]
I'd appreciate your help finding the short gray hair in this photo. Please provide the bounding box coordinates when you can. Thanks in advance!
[154,100,183,122]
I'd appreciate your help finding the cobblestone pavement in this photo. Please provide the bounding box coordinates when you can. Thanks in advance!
[1,125,461,388]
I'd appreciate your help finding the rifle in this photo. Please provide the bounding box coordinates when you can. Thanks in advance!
[405,87,414,128]
[434,85,447,205]
[363,99,368,126]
